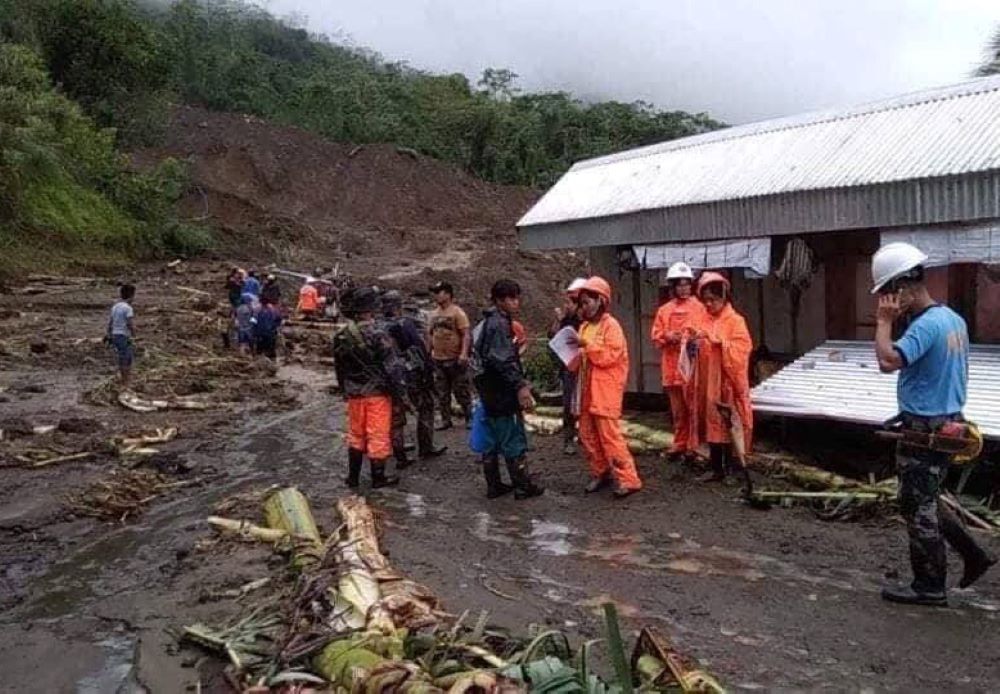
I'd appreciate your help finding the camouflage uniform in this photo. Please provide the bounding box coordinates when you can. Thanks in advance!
[896,414,990,594]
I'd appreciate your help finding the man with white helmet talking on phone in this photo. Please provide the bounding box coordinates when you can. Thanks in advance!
[872,241,995,607]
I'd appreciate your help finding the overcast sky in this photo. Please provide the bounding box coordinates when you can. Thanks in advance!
[263,0,999,124]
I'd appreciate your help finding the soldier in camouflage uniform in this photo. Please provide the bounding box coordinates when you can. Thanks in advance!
[381,290,447,468]
[333,287,409,488]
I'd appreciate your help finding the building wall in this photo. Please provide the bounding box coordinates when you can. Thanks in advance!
[592,234,997,395]
[976,265,1000,343]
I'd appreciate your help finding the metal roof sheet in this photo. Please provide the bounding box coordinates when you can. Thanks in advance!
[752,341,1000,439]
[518,75,1000,235]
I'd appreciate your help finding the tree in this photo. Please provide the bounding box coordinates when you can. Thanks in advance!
[34,0,172,146]
[976,26,1000,76]
[478,68,520,101]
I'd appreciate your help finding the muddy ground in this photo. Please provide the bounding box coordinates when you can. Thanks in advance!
[1,266,999,693]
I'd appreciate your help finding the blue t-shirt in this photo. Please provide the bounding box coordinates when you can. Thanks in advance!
[893,305,968,417]
[242,276,261,296]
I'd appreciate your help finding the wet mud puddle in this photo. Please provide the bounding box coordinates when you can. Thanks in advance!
[5,367,337,692]
[380,491,1000,614]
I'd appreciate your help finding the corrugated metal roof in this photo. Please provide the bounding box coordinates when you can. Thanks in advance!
[752,341,1000,439]
[518,75,1000,247]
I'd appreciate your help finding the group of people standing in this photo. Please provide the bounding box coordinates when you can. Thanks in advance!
[331,281,485,489]
[652,262,754,491]
[329,268,757,503]
[225,268,284,359]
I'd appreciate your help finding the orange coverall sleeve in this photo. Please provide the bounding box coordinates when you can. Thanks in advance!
[651,304,671,348]
[720,312,753,452]
[584,317,627,368]
[720,313,752,390]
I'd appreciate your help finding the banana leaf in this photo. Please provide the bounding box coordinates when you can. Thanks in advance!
[263,487,322,569]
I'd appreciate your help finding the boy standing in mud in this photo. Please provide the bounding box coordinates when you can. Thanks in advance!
[470,279,544,499]
[106,284,137,391]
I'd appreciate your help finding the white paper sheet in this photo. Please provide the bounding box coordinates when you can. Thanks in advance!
[548,326,580,367]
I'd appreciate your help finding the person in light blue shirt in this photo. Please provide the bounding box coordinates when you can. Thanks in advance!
[106,283,137,390]
[872,242,994,607]
[242,270,262,297]
[893,303,968,417]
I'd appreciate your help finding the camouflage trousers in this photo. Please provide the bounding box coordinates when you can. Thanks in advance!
[897,442,987,593]
[392,386,437,455]
[433,359,472,426]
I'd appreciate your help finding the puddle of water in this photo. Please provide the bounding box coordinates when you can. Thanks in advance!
[529,520,575,556]
[379,491,875,593]
[404,493,427,519]
[76,632,142,694]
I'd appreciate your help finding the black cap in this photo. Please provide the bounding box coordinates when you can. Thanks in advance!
[381,289,403,310]
[429,281,453,295]
[351,286,379,314]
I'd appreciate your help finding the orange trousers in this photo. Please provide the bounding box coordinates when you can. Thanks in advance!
[667,386,694,453]
[578,413,642,491]
[346,395,392,460]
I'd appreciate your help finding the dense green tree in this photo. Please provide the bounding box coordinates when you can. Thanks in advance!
[2,0,723,189]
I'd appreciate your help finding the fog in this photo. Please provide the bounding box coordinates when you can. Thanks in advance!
[263,0,999,124]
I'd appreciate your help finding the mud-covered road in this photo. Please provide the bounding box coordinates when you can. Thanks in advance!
[1,271,998,693]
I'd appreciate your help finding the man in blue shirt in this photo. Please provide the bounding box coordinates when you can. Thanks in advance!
[873,242,994,606]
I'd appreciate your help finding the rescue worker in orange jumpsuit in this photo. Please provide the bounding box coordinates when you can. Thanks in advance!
[332,287,409,489]
[692,272,753,491]
[297,278,321,319]
[570,277,643,498]
[651,262,707,460]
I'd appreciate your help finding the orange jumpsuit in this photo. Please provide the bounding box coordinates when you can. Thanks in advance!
[346,396,393,460]
[573,313,643,491]
[694,303,753,453]
[298,284,319,315]
[651,297,708,453]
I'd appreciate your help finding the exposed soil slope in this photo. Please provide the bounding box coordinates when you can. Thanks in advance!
[134,106,584,330]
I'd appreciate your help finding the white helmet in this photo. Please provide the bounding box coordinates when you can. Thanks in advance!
[566,277,588,294]
[666,262,695,281]
[870,242,928,294]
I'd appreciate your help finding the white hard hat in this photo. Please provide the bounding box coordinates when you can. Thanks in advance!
[666,262,695,281]
[870,242,928,294]
[566,277,588,294]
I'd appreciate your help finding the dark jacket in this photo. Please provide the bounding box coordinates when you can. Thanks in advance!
[383,315,433,389]
[472,307,528,417]
[261,281,281,306]
[254,305,283,339]
[333,319,407,399]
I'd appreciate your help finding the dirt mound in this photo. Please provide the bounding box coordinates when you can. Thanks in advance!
[133,106,584,331]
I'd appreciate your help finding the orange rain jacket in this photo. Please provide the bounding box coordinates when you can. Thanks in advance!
[298,284,319,313]
[651,297,708,387]
[573,312,629,419]
[695,303,753,451]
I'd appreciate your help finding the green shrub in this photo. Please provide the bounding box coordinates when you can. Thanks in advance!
[0,41,208,275]
[523,340,562,393]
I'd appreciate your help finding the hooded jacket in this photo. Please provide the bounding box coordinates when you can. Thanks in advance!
[572,311,629,419]
[471,307,528,417]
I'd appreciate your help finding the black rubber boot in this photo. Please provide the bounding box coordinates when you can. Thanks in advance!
[419,445,448,459]
[345,448,363,488]
[881,584,947,607]
[507,457,543,500]
[938,501,998,588]
[393,444,413,470]
[370,460,400,488]
[483,455,513,499]
[697,444,727,483]
[585,475,611,494]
